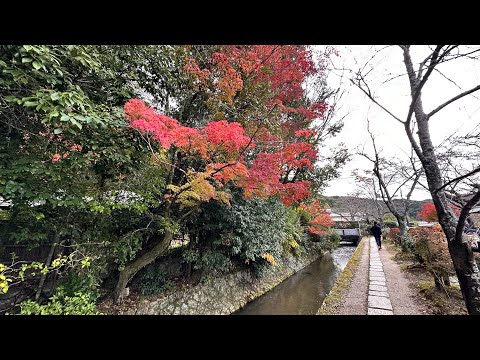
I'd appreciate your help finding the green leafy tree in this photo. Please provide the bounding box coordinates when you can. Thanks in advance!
[0,45,181,310]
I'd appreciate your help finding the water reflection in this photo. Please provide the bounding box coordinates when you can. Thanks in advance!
[235,244,356,315]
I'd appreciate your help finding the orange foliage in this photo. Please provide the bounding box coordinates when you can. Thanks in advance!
[261,253,276,266]
[125,46,336,210]
[300,200,334,235]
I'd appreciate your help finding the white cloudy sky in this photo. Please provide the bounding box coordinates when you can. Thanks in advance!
[315,45,480,200]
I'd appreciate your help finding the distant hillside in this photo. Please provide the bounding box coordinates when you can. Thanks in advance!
[323,195,430,220]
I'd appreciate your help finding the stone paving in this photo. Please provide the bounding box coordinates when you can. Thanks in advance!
[367,237,394,315]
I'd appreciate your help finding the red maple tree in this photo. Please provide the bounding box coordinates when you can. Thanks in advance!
[114,45,338,302]
[182,45,334,139]
[126,45,337,221]
[300,200,334,235]
[418,202,461,222]
[124,99,320,208]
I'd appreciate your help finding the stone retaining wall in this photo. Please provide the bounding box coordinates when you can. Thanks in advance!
[122,248,323,315]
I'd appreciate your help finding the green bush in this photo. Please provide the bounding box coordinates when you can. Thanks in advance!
[60,271,100,300]
[19,287,100,315]
[317,230,341,252]
[184,196,289,275]
[182,248,233,274]
[383,220,398,229]
[282,208,305,256]
[183,192,337,279]
[139,266,175,295]
[0,209,10,220]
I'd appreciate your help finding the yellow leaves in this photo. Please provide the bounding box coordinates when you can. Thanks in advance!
[51,256,68,268]
[151,149,169,167]
[215,190,232,205]
[166,184,180,193]
[0,264,12,294]
[174,176,215,208]
[289,239,299,249]
[177,190,202,208]
[190,176,216,202]
[167,170,232,208]
[261,252,276,266]
[81,257,91,268]
[0,274,11,294]
[0,255,93,295]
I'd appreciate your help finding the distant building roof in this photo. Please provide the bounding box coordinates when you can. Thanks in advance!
[326,209,363,222]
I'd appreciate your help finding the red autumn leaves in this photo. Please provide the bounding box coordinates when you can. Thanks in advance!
[418,202,461,222]
[124,45,334,234]
[124,99,318,209]
[125,98,332,233]
[300,200,334,235]
[183,45,327,122]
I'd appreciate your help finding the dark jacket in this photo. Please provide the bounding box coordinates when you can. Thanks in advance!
[371,224,382,237]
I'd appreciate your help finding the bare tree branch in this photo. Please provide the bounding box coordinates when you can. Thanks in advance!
[350,77,404,123]
[433,68,463,90]
[428,84,480,119]
[404,45,443,127]
[434,166,480,194]
[372,46,480,86]
[401,46,431,161]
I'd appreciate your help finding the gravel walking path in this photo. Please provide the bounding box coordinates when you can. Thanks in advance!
[337,236,427,315]
[379,240,429,314]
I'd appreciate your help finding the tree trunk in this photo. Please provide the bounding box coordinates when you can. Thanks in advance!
[391,214,408,247]
[417,116,480,313]
[35,232,59,301]
[401,47,480,314]
[446,239,480,313]
[113,231,173,303]
[397,217,408,238]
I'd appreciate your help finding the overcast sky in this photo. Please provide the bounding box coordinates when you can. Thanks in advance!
[316,45,480,201]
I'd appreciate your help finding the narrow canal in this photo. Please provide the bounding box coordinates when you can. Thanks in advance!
[235,243,356,315]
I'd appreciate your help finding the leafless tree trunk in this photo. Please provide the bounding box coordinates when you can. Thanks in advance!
[360,121,422,248]
[353,170,389,223]
[353,45,480,314]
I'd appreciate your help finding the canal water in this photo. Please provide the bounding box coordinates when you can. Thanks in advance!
[235,243,356,315]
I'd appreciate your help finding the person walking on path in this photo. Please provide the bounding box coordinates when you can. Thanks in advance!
[371,222,382,250]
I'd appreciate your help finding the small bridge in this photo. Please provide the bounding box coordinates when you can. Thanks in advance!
[333,228,361,246]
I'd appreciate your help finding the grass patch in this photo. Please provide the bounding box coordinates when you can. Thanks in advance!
[418,280,433,292]
[418,284,466,314]
[317,239,365,315]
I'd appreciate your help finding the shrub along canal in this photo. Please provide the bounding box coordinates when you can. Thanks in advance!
[234,243,356,314]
